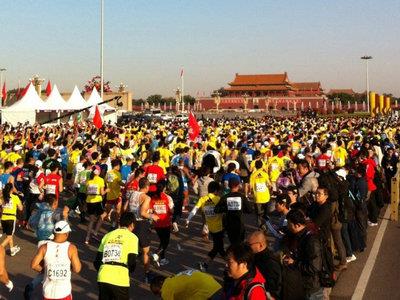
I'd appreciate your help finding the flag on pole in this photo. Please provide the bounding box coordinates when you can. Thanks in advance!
[188,111,200,141]
[45,80,52,97]
[20,82,30,98]
[93,105,103,129]
[1,81,6,105]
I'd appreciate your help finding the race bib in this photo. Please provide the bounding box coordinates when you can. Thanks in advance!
[318,159,326,167]
[227,197,242,211]
[147,173,157,184]
[154,204,167,214]
[271,163,278,171]
[255,182,267,192]
[203,205,216,217]
[87,184,98,195]
[2,200,13,210]
[106,173,114,183]
[47,262,71,281]
[103,243,122,263]
[246,154,253,162]
[46,184,56,195]
[336,158,342,165]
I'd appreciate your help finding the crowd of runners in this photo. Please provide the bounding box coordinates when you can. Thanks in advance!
[0,113,398,300]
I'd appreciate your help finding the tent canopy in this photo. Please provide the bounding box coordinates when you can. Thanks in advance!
[44,84,70,111]
[86,88,115,112]
[67,86,87,110]
[3,83,46,111]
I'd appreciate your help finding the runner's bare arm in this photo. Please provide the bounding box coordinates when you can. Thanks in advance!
[69,244,82,273]
[31,244,47,273]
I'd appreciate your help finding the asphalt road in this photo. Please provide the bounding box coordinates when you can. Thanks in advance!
[0,199,398,300]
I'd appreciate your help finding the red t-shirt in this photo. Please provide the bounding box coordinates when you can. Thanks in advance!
[145,164,165,192]
[150,193,172,228]
[44,173,62,199]
[316,154,331,171]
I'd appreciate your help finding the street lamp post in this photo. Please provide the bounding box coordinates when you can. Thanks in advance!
[361,55,372,113]
[100,0,104,100]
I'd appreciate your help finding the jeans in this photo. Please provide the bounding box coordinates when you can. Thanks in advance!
[307,287,324,300]
[341,222,353,257]
[331,228,347,265]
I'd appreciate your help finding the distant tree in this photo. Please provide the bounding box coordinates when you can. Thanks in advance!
[146,94,163,105]
[213,87,229,97]
[183,95,196,104]
[162,97,175,104]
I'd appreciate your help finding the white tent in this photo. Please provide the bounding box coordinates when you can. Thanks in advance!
[44,84,70,111]
[67,86,87,110]
[1,83,46,125]
[86,88,115,112]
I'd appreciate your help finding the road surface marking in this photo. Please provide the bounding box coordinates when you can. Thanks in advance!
[351,206,391,300]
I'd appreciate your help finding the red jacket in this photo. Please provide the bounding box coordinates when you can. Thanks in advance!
[362,158,377,191]
[226,268,269,300]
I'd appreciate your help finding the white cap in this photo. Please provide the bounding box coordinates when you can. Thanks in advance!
[35,160,43,168]
[13,145,23,151]
[53,221,72,234]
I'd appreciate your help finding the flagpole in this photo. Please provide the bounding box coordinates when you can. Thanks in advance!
[181,67,184,112]
[100,0,104,100]
[0,68,6,107]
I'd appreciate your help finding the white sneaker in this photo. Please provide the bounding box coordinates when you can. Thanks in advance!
[10,246,20,257]
[160,258,169,266]
[152,253,160,267]
[346,254,357,263]
[368,221,378,227]
[172,222,179,233]
[75,207,81,215]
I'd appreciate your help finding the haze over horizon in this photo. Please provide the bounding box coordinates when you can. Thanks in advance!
[0,0,399,99]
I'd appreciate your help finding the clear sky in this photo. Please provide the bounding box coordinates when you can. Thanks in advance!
[0,0,399,99]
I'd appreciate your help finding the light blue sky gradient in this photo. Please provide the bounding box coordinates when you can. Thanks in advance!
[0,0,399,98]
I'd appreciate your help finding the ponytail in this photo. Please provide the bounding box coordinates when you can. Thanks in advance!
[2,183,13,204]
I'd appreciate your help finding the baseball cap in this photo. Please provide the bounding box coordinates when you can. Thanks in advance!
[53,221,72,234]
[35,160,43,168]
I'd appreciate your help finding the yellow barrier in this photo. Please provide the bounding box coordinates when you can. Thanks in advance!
[390,163,400,221]
[379,94,385,115]
[385,96,391,114]
[370,92,376,117]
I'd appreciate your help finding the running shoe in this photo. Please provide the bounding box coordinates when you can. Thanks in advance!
[10,246,20,256]
[152,253,160,267]
[346,254,357,263]
[172,222,179,233]
[368,221,378,227]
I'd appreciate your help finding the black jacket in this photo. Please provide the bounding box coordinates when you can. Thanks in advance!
[307,201,332,242]
[292,228,322,294]
[254,249,282,299]
[214,191,253,228]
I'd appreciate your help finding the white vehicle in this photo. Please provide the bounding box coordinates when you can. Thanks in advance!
[175,114,188,121]
[160,114,174,121]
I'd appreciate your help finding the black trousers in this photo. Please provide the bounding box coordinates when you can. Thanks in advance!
[226,225,245,246]
[155,227,171,259]
[208,230,226,260]
[98,282,129,300]
[367,190,379,223]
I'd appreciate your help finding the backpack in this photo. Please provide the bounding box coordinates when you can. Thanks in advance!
[244,282,269,300]
[166,174,180,195]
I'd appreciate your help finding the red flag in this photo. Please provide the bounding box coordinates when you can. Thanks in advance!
[93,105,103,129]
[45,80,52,97]
[20,82,30,98]
[1,81,6,105]
[188,111,200,141]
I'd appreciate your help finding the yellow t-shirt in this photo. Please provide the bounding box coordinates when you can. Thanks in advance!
[250,169,271,204]
[333,147,348,167]
[267,156,284,182]
[97,228,139,287]
[1,194,21,221]
[5,152,21,164]
[85,176,105,203]
[106,169,122,201]
[195,193,223,233]
[161,270,222,300]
